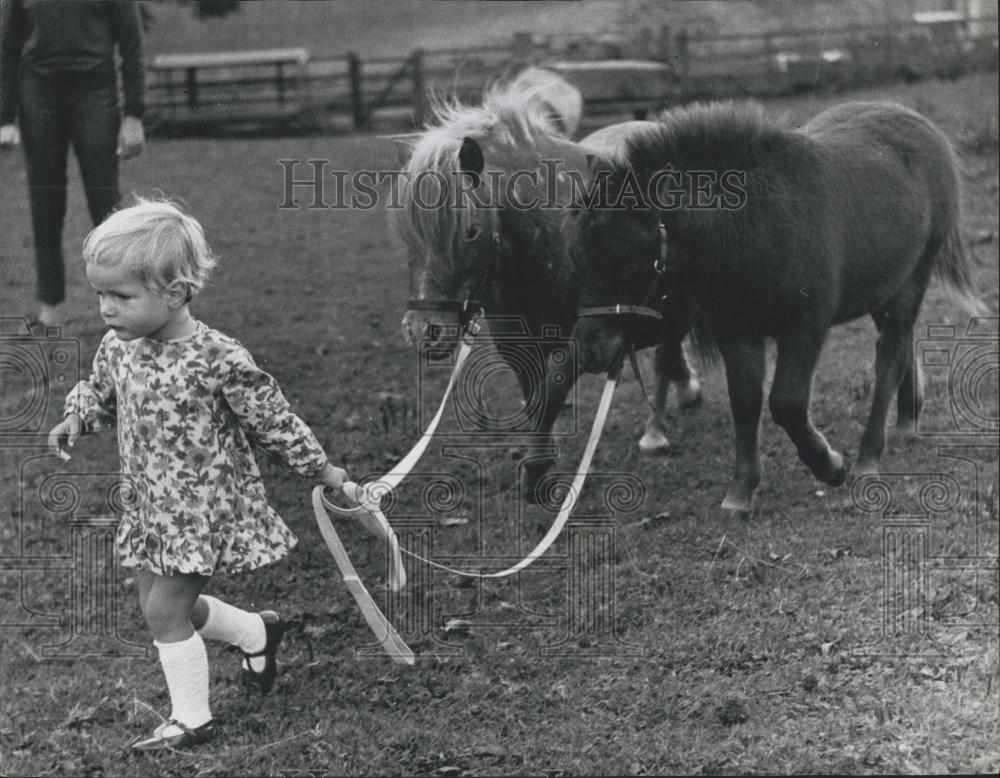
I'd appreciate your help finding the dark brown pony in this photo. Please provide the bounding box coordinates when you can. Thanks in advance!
[390,77,701,499]
[569,100,986,513]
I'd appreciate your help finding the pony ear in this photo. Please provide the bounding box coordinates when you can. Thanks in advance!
[459,137,485,178]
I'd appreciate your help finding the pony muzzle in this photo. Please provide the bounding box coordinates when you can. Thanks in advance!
[572,317,626,375]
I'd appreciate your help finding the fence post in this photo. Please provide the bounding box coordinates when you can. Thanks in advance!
[185,65,199,110]
[637,26,653,58]
[657,24,673,63]
[348,51,367,130]
[512,31,533,61]
[675,27,690,101]
[763,32,776,77]
[883,26,897,80]
[412,49,427,127]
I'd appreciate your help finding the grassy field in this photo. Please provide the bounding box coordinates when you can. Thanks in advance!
[0,70,998,776]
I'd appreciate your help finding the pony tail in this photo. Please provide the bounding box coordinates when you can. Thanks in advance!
[689,315,722,368]
[934,226,989,317]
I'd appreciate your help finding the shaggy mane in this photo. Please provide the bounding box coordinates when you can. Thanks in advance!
[629,101,788,174]
[390,79,560,275]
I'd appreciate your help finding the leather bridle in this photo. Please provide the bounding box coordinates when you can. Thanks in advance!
[575,220,670,323]
[406,230,502,336]
[575,220,672,410]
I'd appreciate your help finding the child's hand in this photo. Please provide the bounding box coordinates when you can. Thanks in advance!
[48,414,82,461]
[317,463,348,492]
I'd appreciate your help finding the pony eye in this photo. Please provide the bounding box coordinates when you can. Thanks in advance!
[466,225,482,241]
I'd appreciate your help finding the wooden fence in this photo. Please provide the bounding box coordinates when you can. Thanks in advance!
[145,14,998,134]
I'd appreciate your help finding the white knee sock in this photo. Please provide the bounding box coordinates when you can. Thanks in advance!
[154,633,212,728]
[196,595,267,671]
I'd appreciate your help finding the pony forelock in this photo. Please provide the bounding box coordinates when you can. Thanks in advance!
[389,77,559,276]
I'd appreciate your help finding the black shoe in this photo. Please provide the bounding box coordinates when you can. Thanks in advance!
[132,719,215,751]
[240,610,285,695]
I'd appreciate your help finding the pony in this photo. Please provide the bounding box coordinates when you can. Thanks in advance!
[390,72,702,499]
[568,100,986,513]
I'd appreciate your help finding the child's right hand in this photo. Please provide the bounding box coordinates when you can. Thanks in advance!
[48,414,83,461]
[317,462,349,492]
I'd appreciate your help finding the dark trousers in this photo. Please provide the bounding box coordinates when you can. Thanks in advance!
[18,69,121,305]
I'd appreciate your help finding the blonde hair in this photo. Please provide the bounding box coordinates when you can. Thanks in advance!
[82,197,216,299]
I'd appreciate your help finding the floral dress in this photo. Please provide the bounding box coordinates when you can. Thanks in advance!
[65,320,328,576]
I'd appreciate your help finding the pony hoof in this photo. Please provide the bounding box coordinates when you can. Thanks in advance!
[522,458,556,504]
[677,381,703,410]
[852,458,879,479]
[824,452,851,487]
[638,431,671,455]
[721,493,755,516]
[895,418,918,437]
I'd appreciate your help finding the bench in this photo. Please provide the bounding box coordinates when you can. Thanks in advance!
[146,47,312,128]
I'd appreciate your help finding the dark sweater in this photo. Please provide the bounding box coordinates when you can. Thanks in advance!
[0,0,144,123]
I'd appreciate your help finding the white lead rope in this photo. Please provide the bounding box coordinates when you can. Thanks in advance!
[372,341,473,493]
[312,337,619,661]
[311,486,414,665]
[393,370,619,578]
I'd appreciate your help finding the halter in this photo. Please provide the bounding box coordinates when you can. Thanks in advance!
[575,220,670,323]
[407,230,502,335]
[576,220,671,413]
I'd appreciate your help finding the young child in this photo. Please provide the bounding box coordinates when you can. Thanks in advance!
[47,198,347,751]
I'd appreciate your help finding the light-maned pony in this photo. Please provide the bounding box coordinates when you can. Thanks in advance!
[390,74,701,499]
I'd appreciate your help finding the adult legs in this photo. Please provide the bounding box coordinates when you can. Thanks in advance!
[18,72,71,308]
[69,83,121,226]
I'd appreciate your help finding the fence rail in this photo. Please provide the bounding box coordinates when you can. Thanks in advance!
[145,14,998,133]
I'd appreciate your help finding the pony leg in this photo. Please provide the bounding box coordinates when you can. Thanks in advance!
[523,342,580,503]
[895,359,924,436]
[638,362,671,454]
[769,330,849,486]
[493,340,536,409]
[658,336,701,408]
[718,338,766,513]
[639,337,702,455]
[858,285,927,473]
